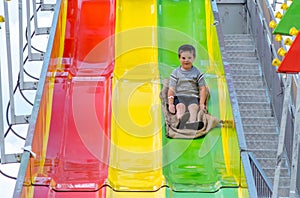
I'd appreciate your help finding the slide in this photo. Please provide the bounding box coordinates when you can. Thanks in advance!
[16,0,249,197]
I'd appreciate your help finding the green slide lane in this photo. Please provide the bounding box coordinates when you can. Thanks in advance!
[157,0,248,195]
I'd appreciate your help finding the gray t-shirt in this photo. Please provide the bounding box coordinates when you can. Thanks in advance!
[169,66,205,98]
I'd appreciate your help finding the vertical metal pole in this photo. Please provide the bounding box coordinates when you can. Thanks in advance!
[289,77,300,198]
[26,0,33,60]
[3,0,16,124]
[272,74,292,198]
[32,0,39,32]
[18,0,24,90]
[0,58,6,164]
[270,0,276,11]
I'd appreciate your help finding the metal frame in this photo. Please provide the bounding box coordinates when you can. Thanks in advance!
[19,0,55,91]
[0,58,5,163]
[272,75,292,198]
[39,0,56,11]
[25,0,44,62]
[289,78,300,198]
[252,0,300,197]
[2,0,54,126]
[13,0,61,195]
[217,0,296,197]
[0,0,54,164]
[3,0,18,125]
[32,0,53,35]
[270,0,288,11]
[255,0,284,60]
[0,1,24,163]
[21,0,43,93]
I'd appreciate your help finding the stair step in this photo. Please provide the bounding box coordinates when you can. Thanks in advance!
[251,150,290,164]
[237,95,268,103]
[224,39,254,45]
[227,56,259,64]
[232,75,261,81]
[264,167,290,178]
[238,102,271,110]
[226,50,256,57]
[225,45,256,51]
[250,150,277,159]
[247,140,279,150]
[230,69,260,75]
[240,109,272,117]
[233,81,265,89]
[236,89,267,96]
[243,125,277,133]
[278,187,291,198]
[242,117,276,125]
[256,158,288,170]
[224,34,253,40]
[245,133,278,141]
[229,62,258,70]
[257,158,278,169]
[269,177,291,187]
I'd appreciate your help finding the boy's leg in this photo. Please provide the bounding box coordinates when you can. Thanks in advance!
[175,103,186,120]
[204,85,210,109]
[188,103,199,122]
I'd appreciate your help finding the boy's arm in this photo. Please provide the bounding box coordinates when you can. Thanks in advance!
[167,87,176,114]
[199,85,206,110]
[167,87,175,105]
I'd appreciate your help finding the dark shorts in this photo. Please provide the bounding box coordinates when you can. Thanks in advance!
[174,95,199,107]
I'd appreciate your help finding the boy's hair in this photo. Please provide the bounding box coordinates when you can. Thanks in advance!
[178,44,196,58]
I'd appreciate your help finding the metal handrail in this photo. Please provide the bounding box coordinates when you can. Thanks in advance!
[255,0,287,57]
[251,1,300,197]
[249,152,273,197]
[214,0,291,197]
[3,0,17,125]
[211,1,258,197]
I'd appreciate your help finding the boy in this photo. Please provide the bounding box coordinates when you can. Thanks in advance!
[167,44,206,128]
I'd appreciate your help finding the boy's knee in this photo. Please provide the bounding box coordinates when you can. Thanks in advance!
[188,103,199,111]
[177,103,185,109]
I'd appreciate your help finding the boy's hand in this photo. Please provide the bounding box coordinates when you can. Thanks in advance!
[199,103,206,110]
[169,104,176,114]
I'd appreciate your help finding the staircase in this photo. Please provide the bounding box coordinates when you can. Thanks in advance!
[223,34,291,197]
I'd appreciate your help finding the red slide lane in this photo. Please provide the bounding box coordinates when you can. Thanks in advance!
[27,0,115,196]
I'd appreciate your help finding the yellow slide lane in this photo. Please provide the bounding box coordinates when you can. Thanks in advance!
[108,0,165,191]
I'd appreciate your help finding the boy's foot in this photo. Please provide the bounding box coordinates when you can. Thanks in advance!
[185,121,204,130]
[177,112,190,129]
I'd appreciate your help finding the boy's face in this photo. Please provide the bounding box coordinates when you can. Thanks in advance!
[179,51,195,70]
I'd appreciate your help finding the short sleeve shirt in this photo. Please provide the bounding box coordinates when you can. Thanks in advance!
[169,66,205,98]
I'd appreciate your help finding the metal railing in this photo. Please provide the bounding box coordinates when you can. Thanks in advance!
[0,0,54,164]
[214,0,296,197]
[248,0,300,197]
[249,152,273,197]
[12,0,61,196]
[212,1,259,197]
